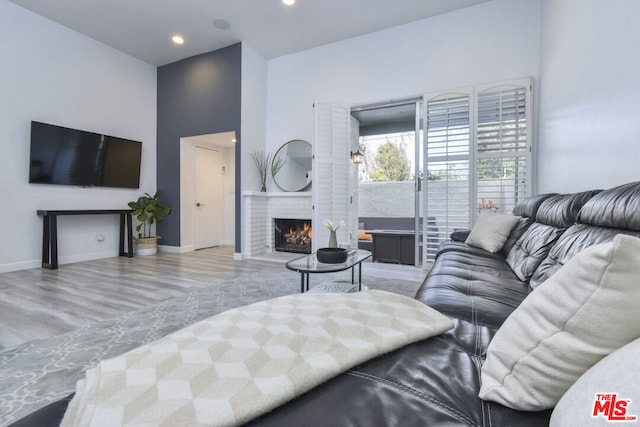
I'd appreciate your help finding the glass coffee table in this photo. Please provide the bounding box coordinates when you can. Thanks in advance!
[285,249,372,293]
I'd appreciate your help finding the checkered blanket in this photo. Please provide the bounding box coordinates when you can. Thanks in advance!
[61,290,453,426]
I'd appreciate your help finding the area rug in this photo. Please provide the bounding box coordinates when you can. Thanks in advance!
[0,269,423,425]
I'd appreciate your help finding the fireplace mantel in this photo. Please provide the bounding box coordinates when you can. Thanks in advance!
[243,191,312,258]
[242,191,311,198]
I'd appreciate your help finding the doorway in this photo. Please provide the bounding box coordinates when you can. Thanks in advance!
[180,132,236,252]
[351,100,423,266]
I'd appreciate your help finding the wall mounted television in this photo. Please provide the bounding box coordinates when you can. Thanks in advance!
[29,121,142,189]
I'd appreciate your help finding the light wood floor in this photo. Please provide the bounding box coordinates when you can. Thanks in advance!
[0,246,428,351]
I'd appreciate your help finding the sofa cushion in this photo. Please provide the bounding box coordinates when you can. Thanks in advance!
[550,337,640,426]
[528,224,640,288]
[479,234,640,411]
[247,319,552,426]
[505,222,565,282]
[357,229,372,241]
[505,191,599,282]
[513,193,557,218]
[502,193,555,252]
[528,184,640,288]
[415,251,530,329]
[535,191,600,228]
[577,181,640,231]
[465,213,521,253]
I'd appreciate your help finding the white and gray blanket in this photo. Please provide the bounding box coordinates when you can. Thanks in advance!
[62,290,452,426]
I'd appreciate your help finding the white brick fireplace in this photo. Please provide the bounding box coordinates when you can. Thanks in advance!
[242,191,312,258]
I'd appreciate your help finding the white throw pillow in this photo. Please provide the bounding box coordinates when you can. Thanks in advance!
[465,212,521,253]
[550,337,640,426]
[479,234,640,410]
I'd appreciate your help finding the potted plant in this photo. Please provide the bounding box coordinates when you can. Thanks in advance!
[128,191,171,255]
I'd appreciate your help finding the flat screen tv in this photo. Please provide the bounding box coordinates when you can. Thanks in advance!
[29,121,142,189]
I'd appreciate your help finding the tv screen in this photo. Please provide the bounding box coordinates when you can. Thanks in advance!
[29,121,142,189]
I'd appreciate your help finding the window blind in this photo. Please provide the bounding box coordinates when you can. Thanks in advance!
[475,82,531,215]
[424,78,532,262]
[425,92,472,262]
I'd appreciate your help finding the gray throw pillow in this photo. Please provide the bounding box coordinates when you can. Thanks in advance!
[465,213,521,253]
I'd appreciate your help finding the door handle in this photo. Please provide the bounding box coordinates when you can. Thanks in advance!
[196,202,205,207]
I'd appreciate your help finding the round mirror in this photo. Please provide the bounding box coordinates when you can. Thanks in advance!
[272,139,312,192]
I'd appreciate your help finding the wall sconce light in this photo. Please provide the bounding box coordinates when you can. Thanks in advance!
[350,146,365,164]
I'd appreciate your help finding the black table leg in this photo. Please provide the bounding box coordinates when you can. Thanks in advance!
[300,273,304,293]
[42,214,58,269]
[358,263,363,291]
[119,214,125,256]
[119,213,134,258]
[126,213,133,258]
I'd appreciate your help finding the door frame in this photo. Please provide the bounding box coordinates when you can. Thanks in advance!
[351,99,423,267]
[179,131,236,252]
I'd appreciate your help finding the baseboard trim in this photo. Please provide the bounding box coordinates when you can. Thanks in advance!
[0,259,41,273]
[0,250,121,273]
[157,245,192,254]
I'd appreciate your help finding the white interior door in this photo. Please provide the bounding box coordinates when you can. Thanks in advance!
[194,146,222,249]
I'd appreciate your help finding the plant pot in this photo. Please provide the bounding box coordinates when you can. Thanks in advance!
[135,236,160,256]
[316,247,348,264]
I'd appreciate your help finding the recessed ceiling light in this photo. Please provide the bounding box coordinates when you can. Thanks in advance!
[172,35,184,45]
[282,0,295,5]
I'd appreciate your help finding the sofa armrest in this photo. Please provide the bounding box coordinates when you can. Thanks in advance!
[450,229,471,242]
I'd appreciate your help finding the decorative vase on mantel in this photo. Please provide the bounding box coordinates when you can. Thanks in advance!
[328,230,338,248]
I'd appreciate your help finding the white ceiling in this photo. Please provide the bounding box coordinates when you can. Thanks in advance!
[9,0,490,66]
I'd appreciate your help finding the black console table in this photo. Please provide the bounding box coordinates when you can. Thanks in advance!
[36,209,134,269]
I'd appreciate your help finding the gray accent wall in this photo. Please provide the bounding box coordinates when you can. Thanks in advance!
[157,43,242,249]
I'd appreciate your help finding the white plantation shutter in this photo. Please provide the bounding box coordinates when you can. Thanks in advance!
[349,115,360,249]
[475,79,532,215]
[424,90,473,262]
[424,78,533,262]
[313,102,351,251]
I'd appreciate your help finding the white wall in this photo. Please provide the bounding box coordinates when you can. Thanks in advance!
[265,0,542,188]
[537,0,640,193]
[240,42,268,256]
[0,1,157,272]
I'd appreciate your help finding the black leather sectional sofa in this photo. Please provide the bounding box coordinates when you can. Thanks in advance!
[13,181,640,426]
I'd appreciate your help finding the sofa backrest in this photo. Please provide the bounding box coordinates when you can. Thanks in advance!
[529,182,640,288]
[505,191,600,282]
[502,193,556,255]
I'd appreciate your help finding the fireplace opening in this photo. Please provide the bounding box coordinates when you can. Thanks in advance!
[274,218,312,254]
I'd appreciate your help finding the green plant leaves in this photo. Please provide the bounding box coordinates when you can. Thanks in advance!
[128,191,171,237]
